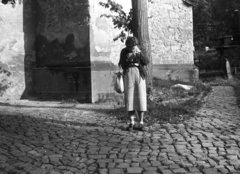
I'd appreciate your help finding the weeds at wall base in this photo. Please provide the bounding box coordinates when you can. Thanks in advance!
[110,79,212,125]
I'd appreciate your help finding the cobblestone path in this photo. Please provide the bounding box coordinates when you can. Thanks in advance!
[0,86,240,174]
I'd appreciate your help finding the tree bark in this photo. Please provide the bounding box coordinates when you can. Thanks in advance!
[131,0,153,91]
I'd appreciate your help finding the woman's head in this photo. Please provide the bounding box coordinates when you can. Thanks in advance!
[125,36,138,48]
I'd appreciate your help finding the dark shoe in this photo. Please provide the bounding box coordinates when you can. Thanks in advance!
[138,124,147,131]
[126,124,134,131]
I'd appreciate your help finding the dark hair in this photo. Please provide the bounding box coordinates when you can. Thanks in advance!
[125,36,138,47]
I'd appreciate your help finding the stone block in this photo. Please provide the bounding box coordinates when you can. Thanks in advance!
[127,167,143,174]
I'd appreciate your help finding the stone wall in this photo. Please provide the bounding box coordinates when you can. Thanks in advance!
[149,0,194,65]
[0,0,36,100]
[149,0,195,81]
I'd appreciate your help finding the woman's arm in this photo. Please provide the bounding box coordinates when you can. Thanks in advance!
[139,52,149,66]
[119,49,127,70]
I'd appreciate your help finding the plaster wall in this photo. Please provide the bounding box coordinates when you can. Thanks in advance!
[89,0,131,102]
[0,1,35,100]
[35,0,90,67]
[89,0,131,65]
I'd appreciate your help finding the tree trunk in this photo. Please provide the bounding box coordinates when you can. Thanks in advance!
[131,0,153,92]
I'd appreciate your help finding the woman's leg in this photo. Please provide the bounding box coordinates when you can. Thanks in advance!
[137,111,146,131]
[138,111,144,124]
[128,111,135,125]
[126,111,135,131]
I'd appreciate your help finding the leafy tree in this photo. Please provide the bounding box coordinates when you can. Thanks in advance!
[211,0,236,35]
[99,0,133,42]
[1,0,21,7]
[193,0,212,50]
[193,0,240,50]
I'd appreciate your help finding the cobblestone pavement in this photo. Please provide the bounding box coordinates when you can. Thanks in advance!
[0,86,240,174]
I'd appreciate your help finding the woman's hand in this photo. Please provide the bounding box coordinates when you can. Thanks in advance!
[127,52,134,58]
[133,46,141,54]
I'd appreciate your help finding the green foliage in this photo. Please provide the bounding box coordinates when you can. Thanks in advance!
[1,0,21,7]
[193,0,240,50]
[0,68,11,96]
[194,50,222,71]
[99,0,133,42]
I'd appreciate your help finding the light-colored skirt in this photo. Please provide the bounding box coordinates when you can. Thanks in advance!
[124,67,147,111]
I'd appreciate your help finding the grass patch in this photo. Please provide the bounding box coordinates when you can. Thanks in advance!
[235,83,240,108]
[201,76,240,108]
[201,77,239,86]
[146,99,199,124]
[111,78,211,125]
[234,74,240,107]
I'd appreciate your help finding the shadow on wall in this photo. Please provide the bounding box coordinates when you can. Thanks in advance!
[20,0,92,102]
[31,0,91,102]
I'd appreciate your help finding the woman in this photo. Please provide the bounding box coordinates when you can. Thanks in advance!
[118,36,149,131]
